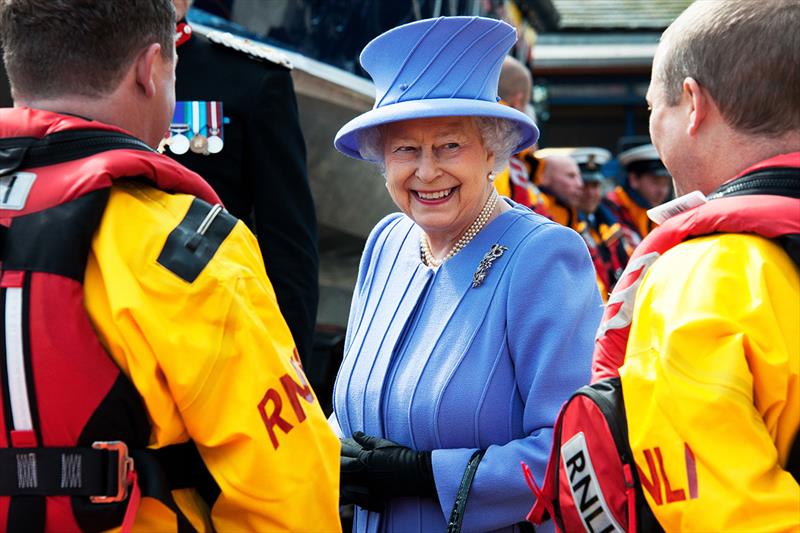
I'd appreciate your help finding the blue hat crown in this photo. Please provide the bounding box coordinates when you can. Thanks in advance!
[361,17,516,109]
[334,16,538,160]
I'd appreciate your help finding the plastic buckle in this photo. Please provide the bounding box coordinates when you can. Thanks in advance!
[90,441,134,503]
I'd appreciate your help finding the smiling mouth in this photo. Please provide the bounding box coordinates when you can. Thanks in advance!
[415,187,455,201]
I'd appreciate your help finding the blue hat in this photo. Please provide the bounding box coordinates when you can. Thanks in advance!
[334,16,539,160]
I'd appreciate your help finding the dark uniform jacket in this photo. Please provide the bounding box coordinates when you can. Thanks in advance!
[170,30,319,362]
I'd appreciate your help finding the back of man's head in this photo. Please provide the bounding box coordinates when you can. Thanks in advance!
[498,56,532,113]
[658,0,800,138]
[0,0,175,101]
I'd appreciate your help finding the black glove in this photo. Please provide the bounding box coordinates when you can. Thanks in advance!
[340,431,436,511]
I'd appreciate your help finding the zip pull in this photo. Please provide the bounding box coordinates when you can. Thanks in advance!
[186,204,224,251]
[623,463,637,532]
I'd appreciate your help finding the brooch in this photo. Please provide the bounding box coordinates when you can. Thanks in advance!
[472,244,507,288]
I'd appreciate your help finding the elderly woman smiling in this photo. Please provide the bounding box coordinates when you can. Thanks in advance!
[331,16,603,533]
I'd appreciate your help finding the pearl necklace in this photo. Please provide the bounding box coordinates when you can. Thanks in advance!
[420,189,499,268]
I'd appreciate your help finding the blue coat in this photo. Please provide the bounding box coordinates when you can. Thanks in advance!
[333,202,603,532]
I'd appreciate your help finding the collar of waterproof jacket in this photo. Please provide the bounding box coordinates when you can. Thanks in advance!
[591,152,800,382]
[0,107,220,215]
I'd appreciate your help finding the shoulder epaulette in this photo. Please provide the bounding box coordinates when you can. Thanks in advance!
[157,198,238,283]
[203,29,293,70]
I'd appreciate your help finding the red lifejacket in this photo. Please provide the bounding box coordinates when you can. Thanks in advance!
[0,108,220,532]
[526,154,800,533]
[593,153,800,382]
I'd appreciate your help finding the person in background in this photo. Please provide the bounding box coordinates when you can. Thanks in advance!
[572,147,636,301]
[494,56,550,218]
[533,150,583,228]
[594,0,799,529]
[603,142,671,242]
[167,0,319,363]
[331,16,601,532]
[0,1,339,530]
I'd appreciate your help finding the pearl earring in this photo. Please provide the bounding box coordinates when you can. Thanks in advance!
[487,172,496,182]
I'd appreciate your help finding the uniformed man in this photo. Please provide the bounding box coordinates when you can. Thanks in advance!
[603,142,671,242]
[167,0,319,364]
[572,147,636,301]
[533,148,584,228]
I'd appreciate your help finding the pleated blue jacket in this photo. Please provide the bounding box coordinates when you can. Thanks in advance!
[332,202,603,532]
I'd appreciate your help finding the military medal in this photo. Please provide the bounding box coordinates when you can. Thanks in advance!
[189,101,209,154]
[166,102,190,154]
[207,101,224,154]
[190,134,208,154]
[170,131,190,154]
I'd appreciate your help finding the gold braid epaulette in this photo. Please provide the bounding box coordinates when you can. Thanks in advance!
[202,29,293,70]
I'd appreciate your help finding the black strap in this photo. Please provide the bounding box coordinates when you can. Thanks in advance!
[788,430,800,484]
[446,450,484,533]
[708,167,800,200]
[778,234,800,271]
[1,189,110,280]
[0,447,126,497]
[130,449,198,533]
[0,130,152,178]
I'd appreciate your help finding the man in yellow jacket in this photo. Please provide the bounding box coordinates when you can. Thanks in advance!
[0,1,340,531]
[603,0,800,530]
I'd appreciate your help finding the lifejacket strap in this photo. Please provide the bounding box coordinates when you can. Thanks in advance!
[0,445,129,498]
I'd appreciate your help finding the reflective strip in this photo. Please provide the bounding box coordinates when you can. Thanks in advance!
[5,287,32,431]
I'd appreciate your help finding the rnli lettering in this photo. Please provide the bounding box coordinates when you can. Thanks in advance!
[0,172,36,210]
[636,444,699,506]
[561,432,623,533]
[257,349,317,450]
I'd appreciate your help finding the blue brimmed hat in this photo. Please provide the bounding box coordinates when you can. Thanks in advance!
[334,16,539,160]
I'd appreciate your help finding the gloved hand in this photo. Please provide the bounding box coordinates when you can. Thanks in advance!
[340,431,436,511]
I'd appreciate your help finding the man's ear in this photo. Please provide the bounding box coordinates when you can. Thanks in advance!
[683,77,708,137]
[510,91,525,111]
[134,43,163,98]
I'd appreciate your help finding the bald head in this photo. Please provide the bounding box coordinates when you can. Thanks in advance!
[498,56,532,113]
[173,0,194,20]
[541,155,582,208]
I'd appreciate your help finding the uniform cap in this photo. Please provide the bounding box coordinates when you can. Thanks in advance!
[618,143,669,177]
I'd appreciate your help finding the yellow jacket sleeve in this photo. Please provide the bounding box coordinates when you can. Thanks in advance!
[493,167,512,198]
[84,182,341,532]
[621,233,800,532]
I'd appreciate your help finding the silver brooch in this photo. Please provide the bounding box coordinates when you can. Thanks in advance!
[472,244,507,288]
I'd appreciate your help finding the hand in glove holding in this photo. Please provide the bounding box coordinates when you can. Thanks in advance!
[340,431,436,511]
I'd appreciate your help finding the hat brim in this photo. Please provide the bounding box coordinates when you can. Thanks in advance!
[581,173,604,183]
[334,98,539,161]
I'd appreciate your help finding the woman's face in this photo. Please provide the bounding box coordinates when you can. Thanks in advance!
[382,116,495,244]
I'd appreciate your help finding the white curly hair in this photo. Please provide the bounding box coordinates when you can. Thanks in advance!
[356,116,523,174]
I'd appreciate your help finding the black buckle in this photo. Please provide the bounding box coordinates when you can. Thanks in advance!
[90,441,134,503]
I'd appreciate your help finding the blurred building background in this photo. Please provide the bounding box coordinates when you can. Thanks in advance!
[0,1,693,399]
[533,0,693,153]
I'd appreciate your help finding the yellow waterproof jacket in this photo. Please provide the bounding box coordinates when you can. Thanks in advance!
[620,233,800,531]
[84,181,341,532]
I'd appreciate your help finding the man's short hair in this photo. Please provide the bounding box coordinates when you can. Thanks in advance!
[658,0,800,137]
[498,56,532,105]
[0,0,175,100]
